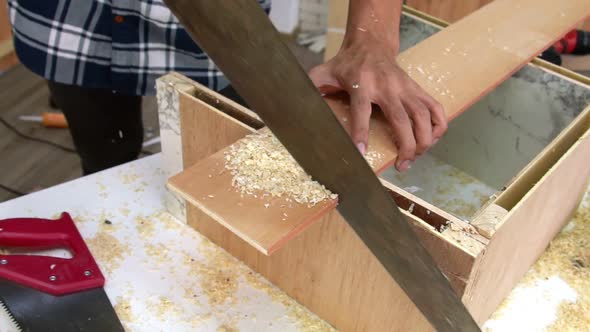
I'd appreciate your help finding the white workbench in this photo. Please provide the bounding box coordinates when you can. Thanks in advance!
[0,154,583,331]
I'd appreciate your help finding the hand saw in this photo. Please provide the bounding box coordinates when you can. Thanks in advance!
[0,213,124,332]
[163,1,480,330]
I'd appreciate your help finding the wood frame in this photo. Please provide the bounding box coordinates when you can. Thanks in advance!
[158,4,590,330]
[162,75,590,330]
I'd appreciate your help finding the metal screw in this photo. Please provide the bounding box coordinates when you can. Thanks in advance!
[0,259,7,265]
[49,275,57,281]
[84,270,92,277]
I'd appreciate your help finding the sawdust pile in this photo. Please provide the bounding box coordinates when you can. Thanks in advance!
[224,131,338,206]
[525,201,590,331]
[85,232,130,273]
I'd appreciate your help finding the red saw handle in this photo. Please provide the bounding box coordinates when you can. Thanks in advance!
[0,212,105,295]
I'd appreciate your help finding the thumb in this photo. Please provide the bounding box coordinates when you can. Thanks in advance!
[308,64,342,95]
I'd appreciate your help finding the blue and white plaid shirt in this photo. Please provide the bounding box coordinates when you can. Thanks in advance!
[7,0,271,95]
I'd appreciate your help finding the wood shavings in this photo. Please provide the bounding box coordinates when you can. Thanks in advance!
[224,131,338,206]
[143,243,170,263]
[114,297,134,329]
[217,323,239,332]
[364,150,383,167]
[85,232,130,273]
[135,216,156,239]
[528,200,590,331]
[440,221,486,255]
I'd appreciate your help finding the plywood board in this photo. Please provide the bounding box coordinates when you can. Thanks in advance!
[170,0,590,255]
[185,202,477,332]
[464,126,590,323]
[170,95,396,254]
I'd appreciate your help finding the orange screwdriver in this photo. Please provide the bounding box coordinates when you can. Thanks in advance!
[19,112,68,128]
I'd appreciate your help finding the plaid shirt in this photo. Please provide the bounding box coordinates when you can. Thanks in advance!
[7,0,271,95]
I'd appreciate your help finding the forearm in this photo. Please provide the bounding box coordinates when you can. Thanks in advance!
[343,0,402,54]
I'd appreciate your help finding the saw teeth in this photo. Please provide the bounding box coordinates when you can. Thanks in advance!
[0,298,24,332]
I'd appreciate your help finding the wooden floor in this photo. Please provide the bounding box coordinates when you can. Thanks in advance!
[0,66,162,202]
[0,40,322,203]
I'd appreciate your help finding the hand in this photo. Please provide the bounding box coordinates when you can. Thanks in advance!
[309,38,447,172]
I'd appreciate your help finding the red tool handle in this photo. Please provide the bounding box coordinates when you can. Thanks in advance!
[0,213,105,295]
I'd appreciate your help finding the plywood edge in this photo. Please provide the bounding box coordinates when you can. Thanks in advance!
[402,4,450,28]
[498,127,590,235]
[179,91,256,134]
[470,203,508,239]
[495,105,590,211]
[166,181,270,253]
[381,179,488,254]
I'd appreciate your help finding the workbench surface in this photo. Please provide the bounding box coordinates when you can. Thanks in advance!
[0,154,586,331]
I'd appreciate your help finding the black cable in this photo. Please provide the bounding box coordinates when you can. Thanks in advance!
[1,117,155,155]
[0,183,25,197]
[0,117,76,153]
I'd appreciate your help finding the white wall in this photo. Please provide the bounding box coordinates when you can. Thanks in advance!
[269,0,300,34]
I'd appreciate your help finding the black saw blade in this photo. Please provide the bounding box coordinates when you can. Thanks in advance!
[0,279,124,332]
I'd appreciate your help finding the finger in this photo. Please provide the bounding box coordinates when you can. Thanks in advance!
[402,98,432,155]
[349,90,372,155]
[381,98,416,172]
[308,64,342,95]
[418,93,448,142]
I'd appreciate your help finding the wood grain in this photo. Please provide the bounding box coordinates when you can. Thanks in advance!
[179,92,255,168]
[186,201,476,332]
[170,0,590,255]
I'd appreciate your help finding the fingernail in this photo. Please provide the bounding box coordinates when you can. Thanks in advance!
[397,160,412,172]
[433,138,440,145]
[356,142,366,155]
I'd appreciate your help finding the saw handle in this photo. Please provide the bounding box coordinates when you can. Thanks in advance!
[0,213,105,295]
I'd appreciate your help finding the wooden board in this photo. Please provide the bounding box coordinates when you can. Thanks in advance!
[464,122,590,321]
[185,202,477,332]
[170,95,396,254]
[170,0,590,255]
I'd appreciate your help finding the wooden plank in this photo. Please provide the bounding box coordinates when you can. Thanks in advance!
[170,95,397,254]
[398,0,590,121]
[464,125,590,323]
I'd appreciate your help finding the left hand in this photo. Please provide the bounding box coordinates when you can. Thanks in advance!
[308,37,447,172]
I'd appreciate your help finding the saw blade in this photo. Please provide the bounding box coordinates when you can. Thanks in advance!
[0,279,124,332]
[0,298,22,332]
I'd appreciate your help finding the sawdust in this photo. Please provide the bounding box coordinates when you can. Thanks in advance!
[531,201,590,331]
[114,297,134,326]
[135,216,156,239]
[365,150,384,168]
[182,241,240,307]
[217,322,239,332]
[224,130,337,206]
[486,197,590,330]
[143,242,170,263]
[440,221,486,255]
[85,232,130,273]
[120,173,140,184]
[119,207,131,217]
[150,295,183,318]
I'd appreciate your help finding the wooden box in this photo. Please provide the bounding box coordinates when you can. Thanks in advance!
[157,10,590,331]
